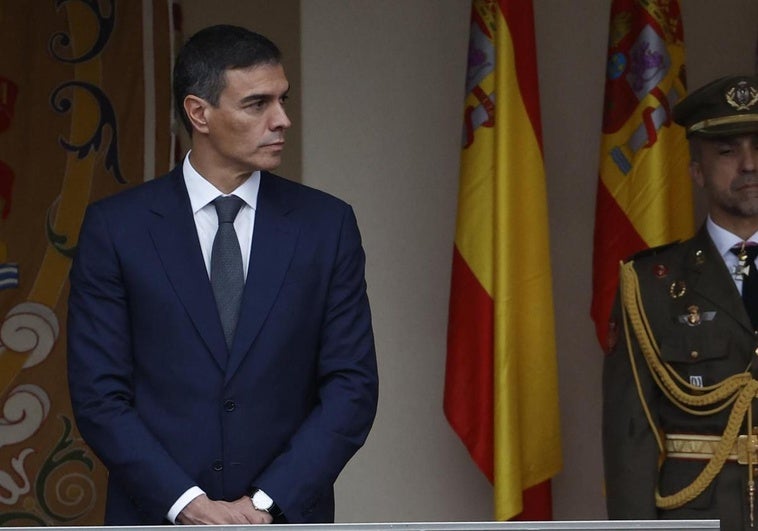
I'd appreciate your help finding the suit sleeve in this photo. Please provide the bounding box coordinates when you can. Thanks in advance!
[602,288,661,519]
[67,203,197,521]
[253,205,378,522]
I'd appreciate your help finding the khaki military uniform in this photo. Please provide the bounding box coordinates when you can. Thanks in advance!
[603,225,758,530]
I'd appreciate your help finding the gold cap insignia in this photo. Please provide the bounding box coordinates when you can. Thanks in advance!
[725,80,758,111]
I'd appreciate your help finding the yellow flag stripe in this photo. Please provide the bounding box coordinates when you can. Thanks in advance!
[452,0,562,520]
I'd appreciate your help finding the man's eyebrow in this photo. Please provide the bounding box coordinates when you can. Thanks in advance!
[239,86,290,105]
[711,137,738,146]
[239,93,268,104]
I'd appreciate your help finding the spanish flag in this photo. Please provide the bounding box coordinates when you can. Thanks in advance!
[444,0,562,521]
[591,0,694,350]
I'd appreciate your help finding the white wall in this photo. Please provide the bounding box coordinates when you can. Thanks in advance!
[300,0,491,521]
[184,0,758,523]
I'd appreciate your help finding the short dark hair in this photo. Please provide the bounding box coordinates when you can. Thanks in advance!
[173,25,282,133]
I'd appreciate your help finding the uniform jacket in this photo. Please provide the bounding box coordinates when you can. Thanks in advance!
[603,224,758,529]
[67,166,378,524]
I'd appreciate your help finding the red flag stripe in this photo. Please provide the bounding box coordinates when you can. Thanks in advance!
[591,180,647,349]
[513,481,553,521]
[498,0,543,151]
[444,245,494,481]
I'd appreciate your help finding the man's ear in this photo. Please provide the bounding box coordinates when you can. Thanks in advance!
[184,95,210,135]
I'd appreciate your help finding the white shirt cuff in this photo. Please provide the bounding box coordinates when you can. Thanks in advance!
[167,486,205,524]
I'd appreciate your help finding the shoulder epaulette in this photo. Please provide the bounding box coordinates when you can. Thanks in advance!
[625,241,680,263]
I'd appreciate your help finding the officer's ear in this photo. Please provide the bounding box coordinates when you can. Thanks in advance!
[688,138,704,188]
[690,160,704,189]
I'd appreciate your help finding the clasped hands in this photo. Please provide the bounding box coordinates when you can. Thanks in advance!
[177,493,274,525]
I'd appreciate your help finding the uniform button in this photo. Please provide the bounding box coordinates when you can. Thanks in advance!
[690,351,699,359]
[224,400,236,412]
[212,460,223,471]
[754,346,758,356]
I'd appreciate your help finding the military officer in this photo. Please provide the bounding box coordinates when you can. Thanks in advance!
[603,74,758,530]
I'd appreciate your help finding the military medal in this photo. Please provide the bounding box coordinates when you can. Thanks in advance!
[653,264,668,278]
[669,279,687,298]
[677,306,716,326]
[686,305,701,325]
[733,242,752,279]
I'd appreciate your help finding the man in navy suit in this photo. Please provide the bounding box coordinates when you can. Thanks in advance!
[67,25,378,525]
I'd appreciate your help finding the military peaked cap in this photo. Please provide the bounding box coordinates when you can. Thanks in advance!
[673,74,758,138]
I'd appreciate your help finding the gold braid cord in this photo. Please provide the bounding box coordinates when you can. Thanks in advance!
[619,261,758,510]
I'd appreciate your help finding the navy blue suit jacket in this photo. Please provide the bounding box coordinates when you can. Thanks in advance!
[67,167,378,524]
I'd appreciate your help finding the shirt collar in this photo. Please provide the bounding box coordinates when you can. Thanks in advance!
[182,151,261,214]
[706,215,758,258]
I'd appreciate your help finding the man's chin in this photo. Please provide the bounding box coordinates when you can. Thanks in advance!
[253,155,283,173]
[731,202,758,218]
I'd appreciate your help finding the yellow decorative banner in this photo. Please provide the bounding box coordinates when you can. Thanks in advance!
[0,1,174,525]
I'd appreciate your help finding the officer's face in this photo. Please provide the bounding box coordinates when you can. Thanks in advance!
[692,134,758,224]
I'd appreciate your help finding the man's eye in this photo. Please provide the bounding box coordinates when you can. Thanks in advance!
[245,101,265,110]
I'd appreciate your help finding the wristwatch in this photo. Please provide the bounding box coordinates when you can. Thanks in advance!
[251,488,275,513]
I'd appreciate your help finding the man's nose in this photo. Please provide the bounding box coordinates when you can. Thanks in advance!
[742,147,758,172]
[271,104,291,130]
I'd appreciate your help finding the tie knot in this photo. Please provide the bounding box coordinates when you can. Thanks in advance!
[731,242,758,262]
[213,195,245,224]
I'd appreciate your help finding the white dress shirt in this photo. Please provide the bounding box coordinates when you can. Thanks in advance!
[182,152,260,279]
[706,215,758,294]
[166,152,260,523]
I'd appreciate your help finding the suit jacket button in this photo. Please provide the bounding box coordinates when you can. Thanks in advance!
[224,400,236,412]
[690,351,699,359]
[212,460,223,471]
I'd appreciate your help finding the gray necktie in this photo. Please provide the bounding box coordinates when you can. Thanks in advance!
[211,195,245,350]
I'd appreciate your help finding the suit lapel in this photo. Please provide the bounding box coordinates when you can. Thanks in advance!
[147,167,228,368]
[226,172,299,379]
[686,226,753,333]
